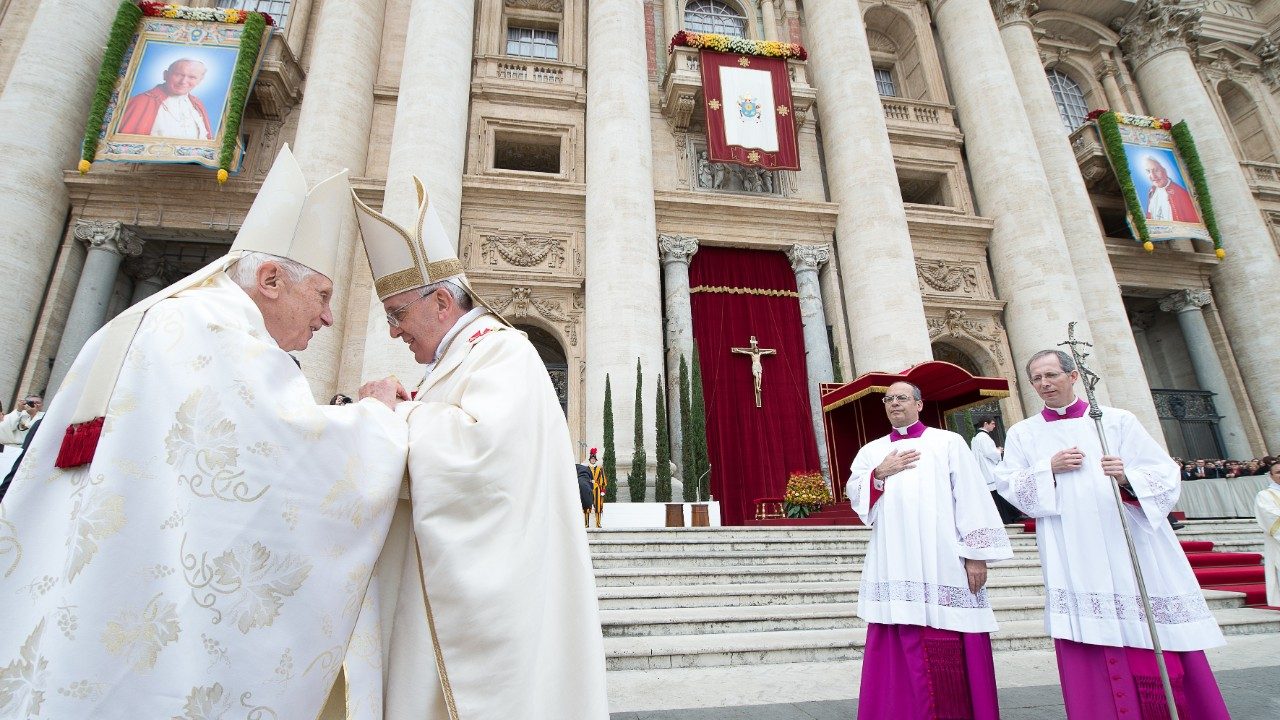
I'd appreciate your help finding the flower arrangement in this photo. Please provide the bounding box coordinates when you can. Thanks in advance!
[138,2,275,25]
[783,471,831,519]
[1090,109,1224,258]
[669,30,807,61]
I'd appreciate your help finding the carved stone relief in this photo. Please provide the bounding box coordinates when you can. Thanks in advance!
[691,142,793,197]
[462,232,577,276]
[916,259,979,295]
[505,0,563,11]
[926,309,1007,365]
[485,286,583,346]
[1117,0,1201,70]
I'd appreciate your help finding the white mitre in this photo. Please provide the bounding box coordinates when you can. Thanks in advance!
[57,145,350,466]
[351,177,508,322]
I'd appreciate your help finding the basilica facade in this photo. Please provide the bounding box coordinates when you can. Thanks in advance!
[0,0,1278,502]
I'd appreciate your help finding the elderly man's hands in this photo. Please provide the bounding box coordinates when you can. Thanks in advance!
[359,376,410,410]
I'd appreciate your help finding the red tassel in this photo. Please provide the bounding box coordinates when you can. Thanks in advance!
[54,417,104,469]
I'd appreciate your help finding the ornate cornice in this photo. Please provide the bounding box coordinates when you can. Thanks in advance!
[658,234,699,264]
[990,0,1038,28]
[1158,288,1211,313]
[73,220,142,257]
[505,0,563,11]
[786,243,830,272]
[1117,0,1201,71]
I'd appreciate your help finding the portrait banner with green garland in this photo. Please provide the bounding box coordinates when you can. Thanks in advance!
[1089,109,1224,257]
[79,2,273,183]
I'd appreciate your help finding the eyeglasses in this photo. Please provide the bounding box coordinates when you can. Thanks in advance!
[1029,371,1068,383]
[882,394,916,404]
[385,291,429,329]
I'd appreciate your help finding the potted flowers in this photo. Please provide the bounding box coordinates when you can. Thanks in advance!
[783,471,831,519]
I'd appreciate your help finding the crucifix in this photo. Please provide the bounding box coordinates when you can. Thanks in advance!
[731,335,777,408]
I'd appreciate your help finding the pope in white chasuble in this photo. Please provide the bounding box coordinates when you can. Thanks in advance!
[346,179,609,720]
[0,147,406,720]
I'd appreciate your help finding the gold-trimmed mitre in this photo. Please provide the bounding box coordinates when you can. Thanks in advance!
[232,143,350,280]
[352,177,469,301]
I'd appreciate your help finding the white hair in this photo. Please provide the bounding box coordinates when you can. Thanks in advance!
[227,252,317,290]
[417,278,474,311]
[166,58,207,73]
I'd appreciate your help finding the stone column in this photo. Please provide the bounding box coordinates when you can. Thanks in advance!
[787,243,834,488]
[1120,0,1280,448]
[47,221,143,397]
[663,0,680,41]
[994,0,1162,441]
[361,0,475,384]
[782,0,802,45]
[124,250,167,305]
[659,234,698,485]
[1158,290,1252,458]
[804,1,933,374]
[931,0,1097,413]
[761,0,780,41]
[1097,60,1128,113]
[0,0,120,402]
[291,0,386,398]
[585,0,665,498]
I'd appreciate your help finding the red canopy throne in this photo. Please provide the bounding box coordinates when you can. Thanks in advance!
[821,361,1011,504]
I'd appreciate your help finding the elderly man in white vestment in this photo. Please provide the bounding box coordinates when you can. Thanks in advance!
[1255,458,1280,607]
[347,178,609,720]
[0,146,406,720]
[848,381,1012,720]
[994,349,1229,719]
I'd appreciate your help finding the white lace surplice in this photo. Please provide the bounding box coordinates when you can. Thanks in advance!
[0,275,406,720]
[994,406,1225,651]
[849,427,1013,633]
[1255,483,1280,607]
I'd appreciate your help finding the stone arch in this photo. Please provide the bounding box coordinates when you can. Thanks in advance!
[931,341,1007,438]
[1031,10,1118,112]
[863,4,929,101]
[516,322,570,416]
[683,0,759,40]
[1216,79,1277,163]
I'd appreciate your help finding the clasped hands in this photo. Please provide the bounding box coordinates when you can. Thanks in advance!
[358,376,411,410]
[1050,446,1128,486]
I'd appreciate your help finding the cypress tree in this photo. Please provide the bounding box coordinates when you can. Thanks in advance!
[690,345,711,501]
[628,359,647,503]
[654,374,672,502]
[679,355,697,502]
[602,374,617,502]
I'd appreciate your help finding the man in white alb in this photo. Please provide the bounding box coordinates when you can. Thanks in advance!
[970,416,1019,525]
[848,381,1011,719]
[995,349,1228,719]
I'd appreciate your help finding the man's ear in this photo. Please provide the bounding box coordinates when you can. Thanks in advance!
[433,287,451,316]
[256,261,284,299]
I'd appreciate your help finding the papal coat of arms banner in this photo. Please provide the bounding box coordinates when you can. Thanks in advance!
[699,50,800,170]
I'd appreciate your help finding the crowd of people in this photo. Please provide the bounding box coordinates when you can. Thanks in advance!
[1177,456,1277,479]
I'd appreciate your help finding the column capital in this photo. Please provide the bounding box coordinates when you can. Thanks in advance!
[786,243,831,272]
[1158,288,1211,313]
[73,220,143,257]
[658,234,699,264]
[123,248,166,282]
[990,0,1038,28]
[1096,59,1120,80]
[1117,0,1201,71]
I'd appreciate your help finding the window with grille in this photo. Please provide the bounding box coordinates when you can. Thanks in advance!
[506,26,559,60]
[217,0,290,29]
[874,67,897,97]
[1047,70,1088,131]
[684,0,747,38]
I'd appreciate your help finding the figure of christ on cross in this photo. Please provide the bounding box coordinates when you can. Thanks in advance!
[732,335,777,408]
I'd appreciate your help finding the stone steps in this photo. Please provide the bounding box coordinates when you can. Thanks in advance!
[604,607,1280,670]
[591,521,1279,670]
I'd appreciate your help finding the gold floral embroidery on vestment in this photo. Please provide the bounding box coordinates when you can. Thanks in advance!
[0,511,20,579]
[102,592,182,671]
[181,536,313,634]
[167,389,268,503]
[0,619,50,717]
[65,476,126,581]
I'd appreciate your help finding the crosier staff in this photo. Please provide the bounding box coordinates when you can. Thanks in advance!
[1058,322,1178,720]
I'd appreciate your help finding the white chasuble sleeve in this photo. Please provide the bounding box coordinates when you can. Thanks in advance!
[393,321,609,720]
[848,442,883,526]
[946,434,1013,562]
[0,276,406,720]
[994,422,1060,518]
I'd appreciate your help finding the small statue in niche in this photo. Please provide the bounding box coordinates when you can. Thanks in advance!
[696,151,713,188]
